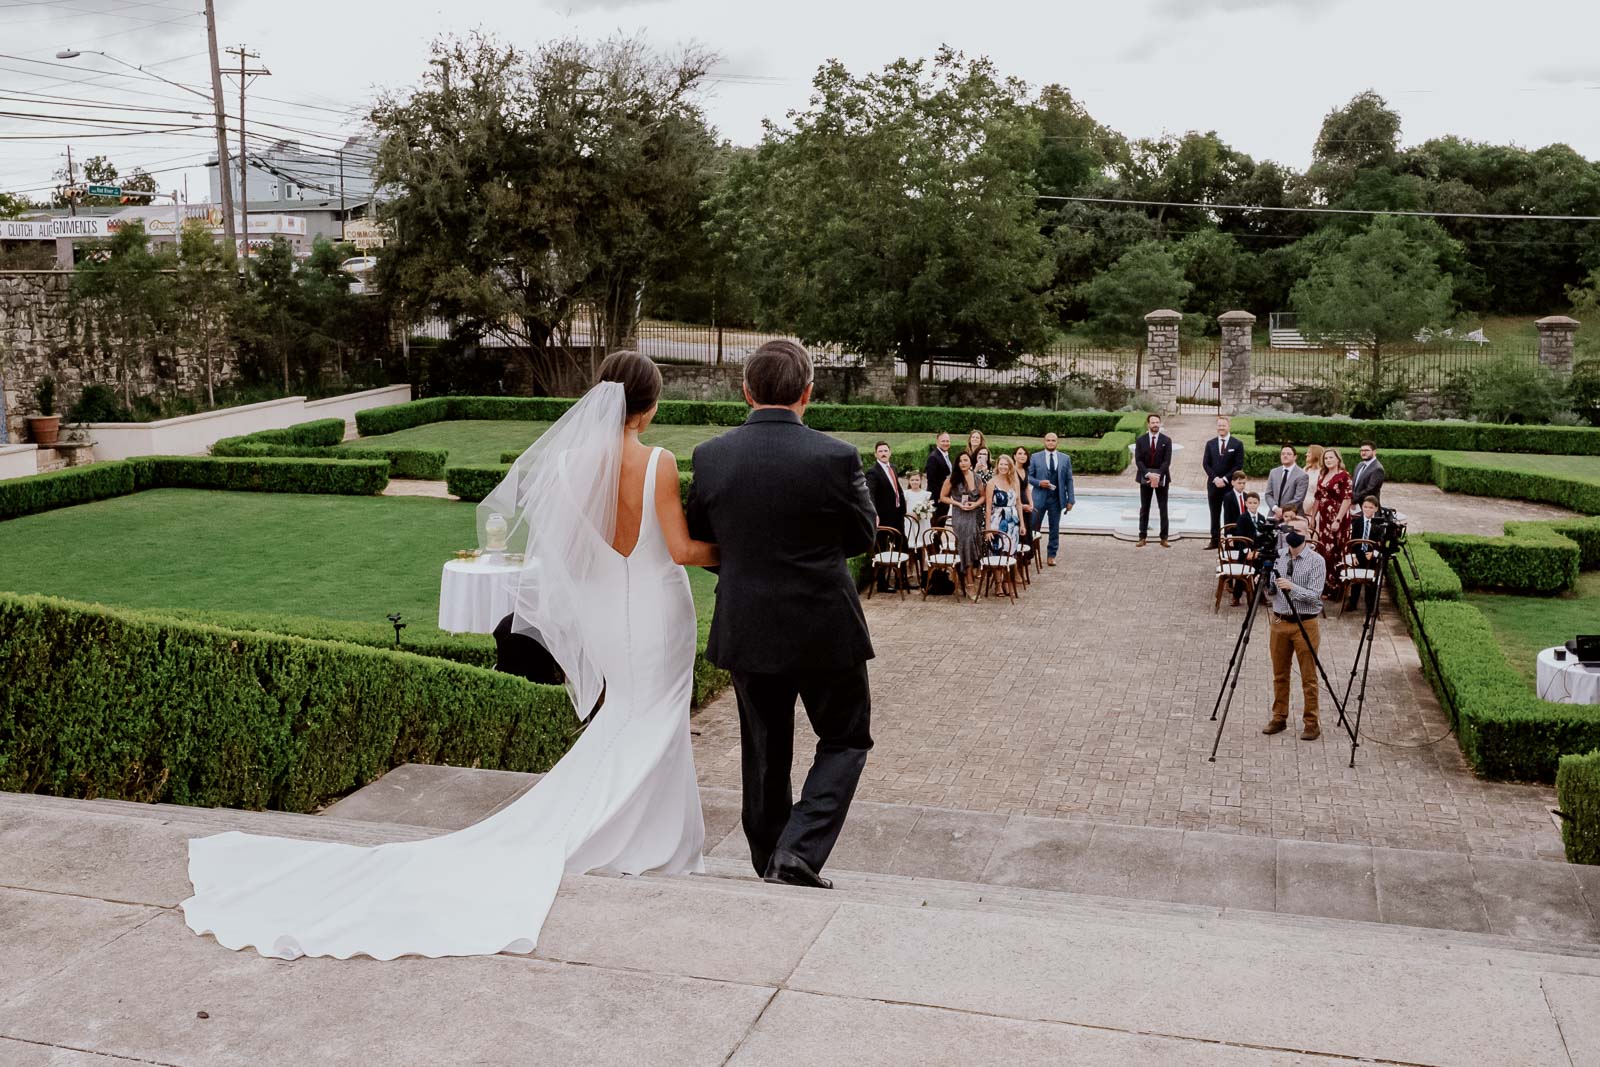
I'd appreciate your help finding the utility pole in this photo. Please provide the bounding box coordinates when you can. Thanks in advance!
[65,144,76,216]
[202,0,236,260]
[226,45,270,265]
[338,148,345,241]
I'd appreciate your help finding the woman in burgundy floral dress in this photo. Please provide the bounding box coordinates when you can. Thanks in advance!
[1312,447,1352,597]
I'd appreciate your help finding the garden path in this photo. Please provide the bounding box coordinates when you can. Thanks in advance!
[691,415,1576,862]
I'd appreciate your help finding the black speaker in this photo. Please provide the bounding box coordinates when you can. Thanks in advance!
[492,614,565,685]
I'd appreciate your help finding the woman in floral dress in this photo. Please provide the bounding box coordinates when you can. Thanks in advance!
[1312,447,1352,597]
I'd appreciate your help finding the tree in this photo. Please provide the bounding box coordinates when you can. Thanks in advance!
[1289,215,1457,388]
[1075,240,1192,344]
[712,48,1055,405]
[173,220,237,406]
[0,190,39,217]
[372,32,719,395]
[69,222,176,406]
[237,238,302,393]
[1307,91,1402,203]
[121,167,158,206]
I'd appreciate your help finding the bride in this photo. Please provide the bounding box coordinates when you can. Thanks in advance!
[182,352,719,960]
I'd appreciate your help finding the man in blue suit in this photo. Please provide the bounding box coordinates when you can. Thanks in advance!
[1026,432,1075,567]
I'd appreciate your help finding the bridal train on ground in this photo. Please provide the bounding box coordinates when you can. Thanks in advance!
[183,388,705,960]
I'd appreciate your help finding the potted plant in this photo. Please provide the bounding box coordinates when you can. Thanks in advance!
[28,377,61,446]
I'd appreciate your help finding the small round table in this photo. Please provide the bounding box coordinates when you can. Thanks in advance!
[1535,647,1600,705]
[438,558,523,635]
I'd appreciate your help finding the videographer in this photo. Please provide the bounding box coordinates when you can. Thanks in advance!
[1263,530,1325,741]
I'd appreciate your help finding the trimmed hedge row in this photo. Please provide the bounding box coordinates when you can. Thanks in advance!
[1432,456,1600,516]
[1389,537,1463,602]
[1240,445,1436,482]
[1557,750,1600,865]
[0,595,574,813]
[358,396,1121,439]
[215,439,448,480]
[0,462,137,521]
[1254,416,1600,456]
[130,455,388,496]
[1422,525,1581,595]
[232,418,347,449]
[1521,517,1600,570]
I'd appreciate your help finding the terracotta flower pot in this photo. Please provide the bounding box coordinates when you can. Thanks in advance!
[27,416,61,446]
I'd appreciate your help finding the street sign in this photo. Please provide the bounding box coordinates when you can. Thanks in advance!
[86,184,121,197]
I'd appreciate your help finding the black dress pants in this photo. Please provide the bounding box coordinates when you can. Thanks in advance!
[1139,483,1169,540]
[731,662,873,877]
[1207,483,1227,544]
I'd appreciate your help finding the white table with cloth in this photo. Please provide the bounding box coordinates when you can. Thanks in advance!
[1536,647,1600,705]
[438,558,524,635]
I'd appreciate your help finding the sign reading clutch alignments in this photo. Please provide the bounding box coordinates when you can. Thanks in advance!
[0,217,111,240]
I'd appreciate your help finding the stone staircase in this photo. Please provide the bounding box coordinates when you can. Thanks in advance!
[4,784,1600,1065]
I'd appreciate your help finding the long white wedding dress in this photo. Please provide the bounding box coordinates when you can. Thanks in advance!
[182,419,706,960]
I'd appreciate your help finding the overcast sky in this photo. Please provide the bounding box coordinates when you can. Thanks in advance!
[3,0,1598,206]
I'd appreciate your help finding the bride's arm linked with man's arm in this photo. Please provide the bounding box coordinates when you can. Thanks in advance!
[655,449,719,568]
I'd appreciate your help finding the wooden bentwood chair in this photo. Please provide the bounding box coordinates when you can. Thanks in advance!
[919,526,965,601]
[978,531,1022,603]
[1214,530,1258,613]
[1336,538,1382,618]
[868,526,912,599]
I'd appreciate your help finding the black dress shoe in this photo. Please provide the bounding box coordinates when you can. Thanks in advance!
[763,849,833,890]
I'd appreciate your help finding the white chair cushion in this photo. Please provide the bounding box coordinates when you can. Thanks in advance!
[927,553,960,565]
[874,552,909,564]
[1341,567,1376,581]
[981,555,1016,567]
[1216,563,1253,577]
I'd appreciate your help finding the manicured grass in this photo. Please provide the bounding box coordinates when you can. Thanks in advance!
[1449,452,1600,481]
[340,420,1097,468]
[0,489,717,649]
[1467,571,1600,684]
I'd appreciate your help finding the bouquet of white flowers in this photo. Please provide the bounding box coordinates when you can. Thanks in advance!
[910,499,934,525]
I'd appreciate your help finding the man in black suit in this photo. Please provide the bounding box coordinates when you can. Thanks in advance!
[868,440,906,536]
[1135,413,1173,548]
[1351,440,1385,505]
[1203,415,1246,549]
[924,431,954,525]
[1346,495,1383,612]
[687,340,878,891]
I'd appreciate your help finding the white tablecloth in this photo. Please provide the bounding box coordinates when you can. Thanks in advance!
[438,559,523,635]
[1536,647,1600,705]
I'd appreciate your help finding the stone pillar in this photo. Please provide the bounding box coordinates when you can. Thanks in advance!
[1535,315,1578,375]
[1143,309,1182,413]
[863,352,896,404]
[1217,310,1255,414]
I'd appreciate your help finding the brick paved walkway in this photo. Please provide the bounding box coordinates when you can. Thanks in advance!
[690,416,1571,861]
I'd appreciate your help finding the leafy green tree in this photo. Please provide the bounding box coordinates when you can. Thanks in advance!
[237,238,303,393]
[0,190,38,217]
[1075,240,1192,344]
[372,32,719,394]
[173,220,238,406]
[1306,91,1402,203]
[1173,230,1260,325]
[712,48,1054,405]
[1289,215,1457,388]
[69,222,176,406]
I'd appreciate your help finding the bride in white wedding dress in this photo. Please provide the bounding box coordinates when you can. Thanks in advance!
[182,352,719,960]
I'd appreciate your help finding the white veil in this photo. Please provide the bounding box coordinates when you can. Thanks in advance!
[476,382,624,721]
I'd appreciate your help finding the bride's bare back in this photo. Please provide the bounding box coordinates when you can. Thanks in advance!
[613,436,717,567]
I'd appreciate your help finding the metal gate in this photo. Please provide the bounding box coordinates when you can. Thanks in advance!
[1176,343,1221,413]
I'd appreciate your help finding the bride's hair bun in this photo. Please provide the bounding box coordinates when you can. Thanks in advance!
[596,350,662,418]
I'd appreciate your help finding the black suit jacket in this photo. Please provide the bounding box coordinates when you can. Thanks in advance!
[687,409,877,674]
[1203,436,1245,485]
[867,461,907,533]
[924,448,954,508]
[1135,432,1172,487]
[1222,491,1259,544]
[1349,514,1381,559]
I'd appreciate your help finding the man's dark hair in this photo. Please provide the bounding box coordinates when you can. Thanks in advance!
[1361,439,1377,450]
[743,340,813,406]
[1231,470,1247,484]
[1245,491,1260,502]
[1362,494,1379,507]
[1147,413,1161,425]
[874,440,890,451]
[1280,444,1297,456]
[595,349,661,417]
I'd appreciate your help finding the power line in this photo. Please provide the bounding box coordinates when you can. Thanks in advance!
[1037,194,1600,223]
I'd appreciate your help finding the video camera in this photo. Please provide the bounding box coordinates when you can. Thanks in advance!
[1370,506,1406,553]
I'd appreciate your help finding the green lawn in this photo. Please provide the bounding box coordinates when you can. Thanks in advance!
[1449,452,1600,480]
[1467,571,1600,684]
[0,489,717,650]
[339,420,1092,469]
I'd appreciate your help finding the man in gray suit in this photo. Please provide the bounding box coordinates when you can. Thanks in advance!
[1351,441,1385,505]
[1262,445,1308,520]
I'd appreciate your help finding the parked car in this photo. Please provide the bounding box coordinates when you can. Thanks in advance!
[340,255,378,295]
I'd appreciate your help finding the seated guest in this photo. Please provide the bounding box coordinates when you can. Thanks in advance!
[1346,495,1383,611]
[903,469,933,547]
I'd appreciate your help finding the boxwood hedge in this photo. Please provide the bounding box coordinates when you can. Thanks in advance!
[1422,525,1581,595]
[130,455,388,496]
[1557,750,1600,865]
[1254,416,1600,456]
[0,462,137,521]
[0,595,574,813]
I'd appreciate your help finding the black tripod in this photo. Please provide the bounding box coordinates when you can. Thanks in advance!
[1208,542,1353,762]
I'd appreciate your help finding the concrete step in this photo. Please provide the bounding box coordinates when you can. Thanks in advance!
[6,789,1600,1066]
[319,763,1600,948]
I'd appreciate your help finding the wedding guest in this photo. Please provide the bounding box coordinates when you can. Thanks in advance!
[1134,413,1172,548]
[986,453,1025,555]
[973,447,993,487]
[1263,445,1308,520]
[1347,495,1383,612]
[966,428,986,466]
[1264,530,1326,741]
[1220,470,1254,542]
[1303,443,1326,520]
[903,469,933,547]
[1351,441,1385,506]
[1026,432,1075,567]
[941,451,985,601]
[1202,415,1246,549]
[867,440,906,534]
[1313,447,1352,597]
[1012,446,1034,526]
[1275,503,1310,555]
[925,431,955,524]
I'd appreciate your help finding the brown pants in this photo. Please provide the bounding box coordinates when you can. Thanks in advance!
[1269,615,1321,726]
